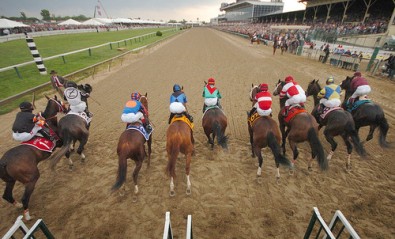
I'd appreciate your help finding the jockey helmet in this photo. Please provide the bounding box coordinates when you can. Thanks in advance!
[326,76,335,84]
[19,101,33,112]
[354,71,362,77]
[208,78,215,85]
[65,81,77,88]
[173,84,181,92]
[285,75,294,83]
[131,92,141,100]
[260,83,268,92]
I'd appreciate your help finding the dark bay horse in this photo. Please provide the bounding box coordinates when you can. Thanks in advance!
[249,85,291,182]
[248,33,260,45]
[273,80,328,172]
[49,84,93,170]
[111,93,152,201]
[0,96,65,220]
[202,107,228,150]
[340,76,389,148]
[306,80,366,170]
[166,118,194,197]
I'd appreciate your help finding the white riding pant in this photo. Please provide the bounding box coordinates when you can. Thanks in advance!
[257,107,272,116]
[285,94,306,107]
[320,98,341,108]
[169,102,186,114]
[121,112,143,123]
[351,85,371,99]
[12,125,42,142]
[70,101,87,113]
[204,98,218,106]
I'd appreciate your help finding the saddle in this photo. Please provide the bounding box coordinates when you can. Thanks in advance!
[320,107,343,119]
[67,111,92,124]
[170,115,194,130]
[203,105,224,117]
[126,124,153,141]
[346,98,372,112]
[282,106,307,124]
[21,137,56,153]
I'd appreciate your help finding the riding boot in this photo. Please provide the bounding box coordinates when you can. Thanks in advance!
[144,118,152,133]
[184,112,194,123]
[126,123,130,129]
[282,106,289,117]
[318,103,325,115]
[249,107,256,118]
[202,104,206,113]
[85,109,93,118]
[168,113,175,124]
[39,128,54,141]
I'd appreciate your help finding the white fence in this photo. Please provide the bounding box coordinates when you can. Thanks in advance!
[163,211,193,239]
[2,215,54,239]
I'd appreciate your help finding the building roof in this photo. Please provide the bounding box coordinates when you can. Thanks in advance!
[221,1,283,11]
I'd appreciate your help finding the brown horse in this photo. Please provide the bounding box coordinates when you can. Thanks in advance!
[249,85,291,182]
[248,33,260,45]
[0,96,66,220]
[306,80,366,170]
[166,118,194,197]
[49,84,93,170]
[202,107,228,150]
[111,93,152,201]
[340,76,390,148]
[273,80,328,172]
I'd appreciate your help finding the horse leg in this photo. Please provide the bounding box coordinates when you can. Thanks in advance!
[185,152,192,195]
[77,136,89,162]
[131,158,143,202]
[341,134,353,171]
[2,180,22,208]
[366,125,377,142]
[147,136,152,167]
[204,130,214,148]
[324,130,337,160]
[248,127,255,157]
[289,139,298,175]
[254,147,263,177]
[279,122,287,155]
[21,176,39,221]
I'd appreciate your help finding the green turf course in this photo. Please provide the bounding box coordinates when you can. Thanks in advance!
[0,27,178,102]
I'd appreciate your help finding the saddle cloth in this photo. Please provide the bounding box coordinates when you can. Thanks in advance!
[67,111,92,124]
[346,99,372,112]
[284,106,307,124]
[126,124,153,141]
[170,115,194,130]
[248,111,261,128]
[202,106,225,118]
[21,137,55,152]
[320,107,343,119]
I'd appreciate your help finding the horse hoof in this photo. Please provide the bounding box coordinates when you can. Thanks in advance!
[119,191,125,197]
[132,195,138,203]
[256,177,263,184]
[186,188,191,195]
[289,169,295,176]
[308,167,313,172]
[346,163,352,172]
[69,165,74,171]
[13,201,23,208]
[276,177,280,185]
[169,191,176,197]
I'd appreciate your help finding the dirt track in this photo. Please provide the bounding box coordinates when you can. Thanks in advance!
[1,27,394,238]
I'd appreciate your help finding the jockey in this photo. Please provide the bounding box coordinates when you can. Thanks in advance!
[253,83,272,117]
[63,81,92,117]
[121,92,152,132]
[252,31,257,41]
[169,84,194,124]
[349,71,371,104]
[202,77,222,113]
[317,76,342,114]
[12,102,53,142]
[280,75,306,116]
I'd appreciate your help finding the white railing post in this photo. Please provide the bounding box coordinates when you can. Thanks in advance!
[163,211,173,239]
[186,215,193,239]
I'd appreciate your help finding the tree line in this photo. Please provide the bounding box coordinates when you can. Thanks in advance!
[1,10,90,23]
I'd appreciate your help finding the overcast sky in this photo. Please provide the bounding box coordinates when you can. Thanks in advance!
[0,0,306,22]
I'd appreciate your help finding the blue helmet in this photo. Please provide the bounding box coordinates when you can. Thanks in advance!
[173,84,181,92]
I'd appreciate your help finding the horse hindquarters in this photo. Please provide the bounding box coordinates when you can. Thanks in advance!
[307,128,328,170]
[267,132,290,167]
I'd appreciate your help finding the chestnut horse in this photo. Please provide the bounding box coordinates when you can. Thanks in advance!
[248,33,260,45]
[166,118,194,197]
[49,84,93,170]
[202,106,228,150]
[340,76,390,148]
[0,96,65,220]
[249,85,291,181]
[111,93,152,201]
[273,80,328,172]
[306,80,366,170]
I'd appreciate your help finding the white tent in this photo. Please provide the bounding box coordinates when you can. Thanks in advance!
[82,18,105,26]
[58,19,82,26]
[0,18,29,28]
[94,18,113,25]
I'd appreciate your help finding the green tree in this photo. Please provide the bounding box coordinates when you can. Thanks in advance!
[20,12,27,20]
[40,9,51,20]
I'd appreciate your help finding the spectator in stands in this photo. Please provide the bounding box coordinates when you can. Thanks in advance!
[322,44,330,64]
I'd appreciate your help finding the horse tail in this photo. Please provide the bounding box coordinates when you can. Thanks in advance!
[267,132,290,166]
[49,129,72,170]
[307,127,328,171]
[166,139,180,179]
[377,115,390,148]
[345,122,367,157]
[214,121,228,149]
[111,155,127,192]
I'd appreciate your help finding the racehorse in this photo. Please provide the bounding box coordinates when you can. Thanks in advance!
[49,84,93,170]
[340,76,389,148]
[111,93,152,202]
[248,33,260,45]
[273,80,328,172]
[306,80,366,170]
[0,96,66,220]
[202,106,228,150]
[280,40,287,55]
[166,116,194,197]
[249,85,291,182]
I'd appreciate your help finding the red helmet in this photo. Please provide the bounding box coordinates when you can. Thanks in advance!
[285,75,294,83]
[354,71,361,77]
[260,83,268,92]
[208,78,215,85]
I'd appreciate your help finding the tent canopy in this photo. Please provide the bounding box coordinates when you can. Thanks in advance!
[82,18,105,26]
[0,18,29,28]
[58,19,82,26]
